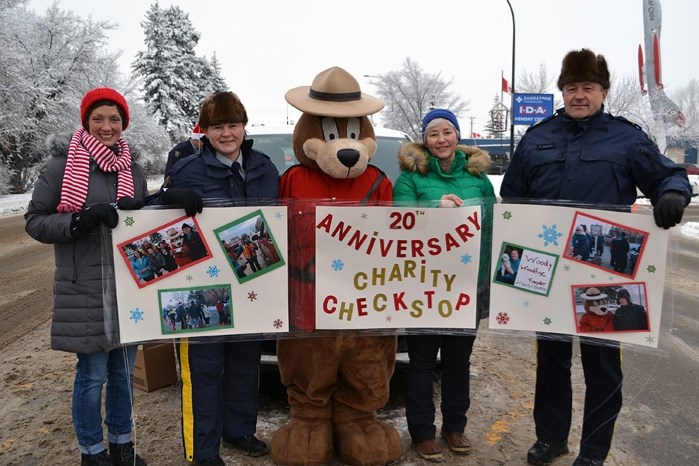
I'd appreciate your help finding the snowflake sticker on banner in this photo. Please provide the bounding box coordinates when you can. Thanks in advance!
[361,212,368,219]
[207,265,220,278]
[523,300,530,308]
[502,210,512,220]
[273,319,283,329]
[460,253,473,265]
[645,335,655,344]
[331,259,345,271]
[186,274,193,281]
[247,291,258,301]
[543,317,552,325]
[538,224,563,247]
[385,315,393,322]
[495,312,510,325]
[563,264,571,272]
[647,265,657,273]
[129,308,144,323]
[274,211,283,220]
[124,216,135,227]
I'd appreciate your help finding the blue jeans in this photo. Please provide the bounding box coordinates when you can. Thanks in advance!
[72,346,137,454]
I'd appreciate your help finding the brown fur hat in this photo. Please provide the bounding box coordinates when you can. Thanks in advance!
[198,91,248,129]
[557,49,610,90]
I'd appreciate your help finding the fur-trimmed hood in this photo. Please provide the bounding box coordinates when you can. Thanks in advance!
[397,141,492,177]
[46,133,73,158]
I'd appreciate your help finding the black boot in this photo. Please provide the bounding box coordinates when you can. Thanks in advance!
[108,441,147,466]
[527,439,569,465]
[81,450,112,466]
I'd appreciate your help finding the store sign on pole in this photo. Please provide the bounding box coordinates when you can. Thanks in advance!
[513,93,554,125]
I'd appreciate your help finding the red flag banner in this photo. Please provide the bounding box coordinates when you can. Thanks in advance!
[502,77,511,94]
[472,132,482,138]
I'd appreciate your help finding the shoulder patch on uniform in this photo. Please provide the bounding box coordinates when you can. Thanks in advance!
[610,114,643,131]
[526,113,556,132]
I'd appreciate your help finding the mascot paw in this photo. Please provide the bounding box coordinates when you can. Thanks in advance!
[334,419,401,466]
[271,418,333,466]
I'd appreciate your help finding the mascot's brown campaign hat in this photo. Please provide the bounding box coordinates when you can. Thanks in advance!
[557,48,610,90]
[579,287,608,300]
[285,66,384,117]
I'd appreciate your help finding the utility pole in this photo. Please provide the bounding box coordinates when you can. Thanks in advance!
[469,116,476,139]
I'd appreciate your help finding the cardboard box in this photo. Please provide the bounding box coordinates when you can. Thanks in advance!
[133,343,178,392]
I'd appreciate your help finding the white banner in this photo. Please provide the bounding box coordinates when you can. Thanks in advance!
[314,206,483,330]
[111,206,288,343]
[489,204,668,348]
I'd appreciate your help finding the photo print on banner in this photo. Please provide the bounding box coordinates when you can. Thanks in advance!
[111,206,289,344]
[116,216,211,288]
[213,209,285,284]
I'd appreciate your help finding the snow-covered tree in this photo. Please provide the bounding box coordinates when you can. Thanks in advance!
[0,1,172,192]
[605,74,653,132]
[0,2,119,192]
[669,79,699,145]
[371,58,469,141]
[207,52,228,93]
[133,4,225,143]
[517,63,556,95]
[132,4,195,142]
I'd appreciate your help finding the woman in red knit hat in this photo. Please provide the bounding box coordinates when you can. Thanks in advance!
[25,87,147,466]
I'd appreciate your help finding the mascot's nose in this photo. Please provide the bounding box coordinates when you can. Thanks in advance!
[337,148,360,168]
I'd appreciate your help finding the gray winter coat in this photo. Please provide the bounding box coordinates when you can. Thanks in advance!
[25,135,148,354]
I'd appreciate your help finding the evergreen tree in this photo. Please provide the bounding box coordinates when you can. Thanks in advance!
[132,4,204,143]
[208,53,228,93]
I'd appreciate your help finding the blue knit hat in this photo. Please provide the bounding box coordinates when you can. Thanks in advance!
[421,108,461,137]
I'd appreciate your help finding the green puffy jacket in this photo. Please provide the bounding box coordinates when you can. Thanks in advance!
[393,142,496,287]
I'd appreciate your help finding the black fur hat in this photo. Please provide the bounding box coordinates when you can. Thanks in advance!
[557,49,610,90]
[198,91,248,129]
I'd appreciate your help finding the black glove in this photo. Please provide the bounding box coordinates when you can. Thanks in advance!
[70,203,119,238]
[162,188,203,217]
[653,191,686,229]
[116,196,144,210]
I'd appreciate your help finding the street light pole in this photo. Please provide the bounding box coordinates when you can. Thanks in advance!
[363,74,381,125]
[506,0,515,159]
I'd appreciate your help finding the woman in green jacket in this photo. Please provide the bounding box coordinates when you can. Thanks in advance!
[393,108,495,461]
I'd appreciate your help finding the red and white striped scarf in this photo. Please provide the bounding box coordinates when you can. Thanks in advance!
[57,128,135,213]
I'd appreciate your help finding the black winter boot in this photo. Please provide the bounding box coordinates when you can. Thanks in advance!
[81,450,112,466]
[108,441,147,466]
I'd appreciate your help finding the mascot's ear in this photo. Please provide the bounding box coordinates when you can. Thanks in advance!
[291,114,322,170]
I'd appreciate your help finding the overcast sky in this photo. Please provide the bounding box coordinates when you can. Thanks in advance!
[29,0,699,134]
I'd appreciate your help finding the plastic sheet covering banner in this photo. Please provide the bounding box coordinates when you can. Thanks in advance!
[314,206,483,330]
[489,203,669,348]
[110,206,288,343]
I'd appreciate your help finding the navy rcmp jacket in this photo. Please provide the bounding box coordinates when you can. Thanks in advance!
[158,137,280,204]
[500,107,691,206]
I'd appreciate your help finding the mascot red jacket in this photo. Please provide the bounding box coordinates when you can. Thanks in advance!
[271,67,400,466]
[578,287,615,332]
